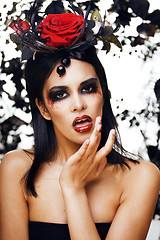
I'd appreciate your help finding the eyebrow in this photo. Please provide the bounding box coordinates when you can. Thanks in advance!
[80,78,98,87]
[48,85,68,92]
[48,78,98,92]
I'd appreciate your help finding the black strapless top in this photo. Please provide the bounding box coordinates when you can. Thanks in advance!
[29,221,111,240]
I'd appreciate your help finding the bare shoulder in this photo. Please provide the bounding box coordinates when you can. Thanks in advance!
[120,160,160,201]
[0,149,34,202]
[0,150,33,239]
[0,149,33,179]
[105,160,160,197]
[105,161,160,239]
[95,160,160,239]
[125,160,160,185]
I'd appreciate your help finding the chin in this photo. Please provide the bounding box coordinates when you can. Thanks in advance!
[73,131,92,145]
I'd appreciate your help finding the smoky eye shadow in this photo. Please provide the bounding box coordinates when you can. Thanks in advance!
[48,85,68,100]
[48,91,55,101]
[47,89,69,103]
[81,80,99,93]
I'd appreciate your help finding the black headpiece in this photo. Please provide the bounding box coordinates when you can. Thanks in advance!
[9,0,122,77]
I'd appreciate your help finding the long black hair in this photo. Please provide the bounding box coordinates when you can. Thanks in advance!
[24,46,139,197]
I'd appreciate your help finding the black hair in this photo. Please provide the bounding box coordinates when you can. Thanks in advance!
[24,46,139,197]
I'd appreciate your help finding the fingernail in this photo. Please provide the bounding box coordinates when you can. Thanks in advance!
[110,129,115,135]
[96,116,102,132]
[85,139,90,145]
[97,125,102,132]
[97,116,102,123]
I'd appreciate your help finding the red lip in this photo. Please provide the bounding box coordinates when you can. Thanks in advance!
[72,115,93,133]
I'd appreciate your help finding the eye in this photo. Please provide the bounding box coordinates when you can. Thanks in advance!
[48,90,68,102]
[56,91,68,99]
[81,83,98,94]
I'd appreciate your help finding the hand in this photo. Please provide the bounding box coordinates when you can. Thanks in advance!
[59,116,115,190]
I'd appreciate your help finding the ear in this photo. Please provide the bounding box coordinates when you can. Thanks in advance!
[35,98,51,121]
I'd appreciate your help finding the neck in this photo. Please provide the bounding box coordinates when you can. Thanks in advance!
[54,136,81,165]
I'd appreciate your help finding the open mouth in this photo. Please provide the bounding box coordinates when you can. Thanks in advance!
[72,115,93,133]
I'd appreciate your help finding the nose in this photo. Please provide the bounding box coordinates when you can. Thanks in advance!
[71,93,87,112]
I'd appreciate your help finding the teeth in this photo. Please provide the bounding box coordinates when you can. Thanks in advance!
[76,118,88,123]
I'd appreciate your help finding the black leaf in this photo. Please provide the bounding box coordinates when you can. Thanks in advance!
[137,23,156,37]
[129,0,149,19]
[146,10,160,28]
[147,145,158,160]
[116,12,132,26]
[24,1,43,29]
[147,145,160,169]
[22,46,34,61]
[121,110,129,121]
[101,26,113,39]
[130,36,145,47]
[85,20,95,40]
[102,41,111,53]
[45,0,65,15]
[158,112,160,125]
[109,0,129,13]
[153,195,160,218]
[69,2,84,16]
[0,80,6,96]
[7,2,18,15]
[154,79,160,103]
[78,1,99,11]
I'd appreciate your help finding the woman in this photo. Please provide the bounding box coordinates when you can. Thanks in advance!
[0,1,159,239]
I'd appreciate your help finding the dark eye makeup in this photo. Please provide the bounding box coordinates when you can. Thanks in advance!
[48,90,69,102]
[81,82,98,94]
[47,78,99,103]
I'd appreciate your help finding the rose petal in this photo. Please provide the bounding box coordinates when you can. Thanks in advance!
[37,13,84,48]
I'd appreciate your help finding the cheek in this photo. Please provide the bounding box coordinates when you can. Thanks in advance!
[91,92,104,114]
[46,95,64,110]
[88,88,103,106]
[96,87,103,97]
[45,95,69,124]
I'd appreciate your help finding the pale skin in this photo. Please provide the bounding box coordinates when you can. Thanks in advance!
[0,59,160,240]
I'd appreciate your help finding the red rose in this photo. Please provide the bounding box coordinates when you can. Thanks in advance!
[37,13,84,48]
[9,19,30,34]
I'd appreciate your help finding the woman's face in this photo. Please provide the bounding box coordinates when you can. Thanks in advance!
[40,59,104,146]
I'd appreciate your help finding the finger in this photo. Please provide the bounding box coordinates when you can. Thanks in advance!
[91,116,102,137]
[95,129,115,161]
[85,116,102,157]
[69,138,90,163]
